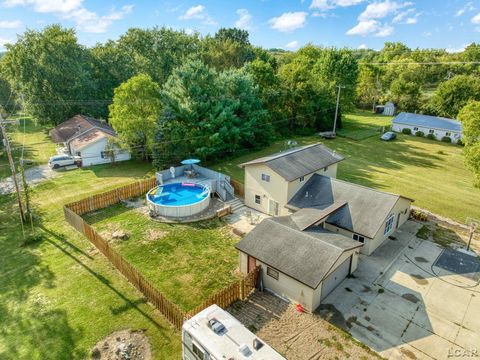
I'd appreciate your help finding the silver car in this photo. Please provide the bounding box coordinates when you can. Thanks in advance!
[48,154,81,169]
[381,131,397,141]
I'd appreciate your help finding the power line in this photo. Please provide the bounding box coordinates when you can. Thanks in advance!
[360,61,480,66]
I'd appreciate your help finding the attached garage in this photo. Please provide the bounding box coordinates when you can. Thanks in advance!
[236,216,362,312]
[321,256,351,300]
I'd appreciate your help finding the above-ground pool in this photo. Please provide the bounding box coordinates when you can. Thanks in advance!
[146,182,211,218]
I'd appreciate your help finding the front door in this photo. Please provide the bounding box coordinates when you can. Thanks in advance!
[247,256,256,273]
[268,199,279,216]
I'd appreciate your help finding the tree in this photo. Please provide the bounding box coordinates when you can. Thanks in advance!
[356,65,382,111]
[458,101,480,186]
[108,74,162,159]
[153,59,273,167]
[429,75,480,118]
[2,25,94,124]
[214,28,250,45]
[389,77,421,112]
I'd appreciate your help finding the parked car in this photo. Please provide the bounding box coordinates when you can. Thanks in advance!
[381,131,397,141]
[48,154,81,169]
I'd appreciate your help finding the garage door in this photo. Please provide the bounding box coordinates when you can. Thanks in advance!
[321,256,351,300]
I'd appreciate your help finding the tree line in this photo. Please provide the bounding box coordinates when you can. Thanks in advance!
[0,25,479,183]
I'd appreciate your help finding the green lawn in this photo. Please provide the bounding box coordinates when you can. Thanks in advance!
[212,117,480,224]
[337,110,392,140]
[83,204,239,312]
[0,117,57,178]
[0,160,184,359]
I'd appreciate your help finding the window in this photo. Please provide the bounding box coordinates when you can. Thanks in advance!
[324,166,329,172]
[267,267,279,280]
[445,132,451,136]
[352,233,365,243]
[261,173,270,182]
[413,127,419,131]
[299,176,305,182]
[255,195,261,204]
[429,129,434,134]
[76,152,81,156]
[100,151,106,159]
[384,214,395,235]
[192,342,205,360]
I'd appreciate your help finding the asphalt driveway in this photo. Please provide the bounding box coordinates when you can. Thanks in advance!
[0,165,59,195]
[321,220,480,360]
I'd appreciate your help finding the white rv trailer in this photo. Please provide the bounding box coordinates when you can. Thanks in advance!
[182,304,285,360]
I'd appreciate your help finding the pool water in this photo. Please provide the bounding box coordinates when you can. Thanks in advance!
[148,183,208,206]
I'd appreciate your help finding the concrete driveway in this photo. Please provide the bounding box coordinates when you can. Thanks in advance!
[321,221,480,360]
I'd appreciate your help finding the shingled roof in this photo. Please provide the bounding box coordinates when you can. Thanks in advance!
[49,115,116,143]
[287,174,413,239]
[235,217,362,289]
[239,144,344,182]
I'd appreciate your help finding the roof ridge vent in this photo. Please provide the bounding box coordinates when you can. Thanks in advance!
[207,318,225,334]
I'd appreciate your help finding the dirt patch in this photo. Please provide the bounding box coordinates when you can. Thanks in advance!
[143,229,168,243]
[402,293,420,304]
[228,292,381,359]
[99,225,130,243]
[91,329,152,360]
[400,347,418,359]
[410,274,428,286]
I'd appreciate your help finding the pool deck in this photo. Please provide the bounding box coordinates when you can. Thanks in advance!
[162,175,214,189]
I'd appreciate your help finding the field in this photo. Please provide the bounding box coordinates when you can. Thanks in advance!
[0,159,185,359]
[83,204,240,311]
[0,116,56,178]
[212,110,480,223]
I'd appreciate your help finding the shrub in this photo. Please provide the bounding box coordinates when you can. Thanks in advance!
[426,133,435,140]
[441,136,452,143]
[415,131,425,137]
[456,138,464,146]
[402,128,412,135]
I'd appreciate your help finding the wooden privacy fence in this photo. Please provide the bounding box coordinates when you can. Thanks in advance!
[63,179,260,331]
[230,179,245,198]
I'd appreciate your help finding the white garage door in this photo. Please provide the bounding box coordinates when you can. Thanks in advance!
[321,256,351,300]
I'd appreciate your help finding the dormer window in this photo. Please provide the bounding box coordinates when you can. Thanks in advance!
[299,176,305,182]
[261,173,270,182]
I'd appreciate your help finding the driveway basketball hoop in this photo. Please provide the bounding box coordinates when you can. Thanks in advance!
[466,218,479,252]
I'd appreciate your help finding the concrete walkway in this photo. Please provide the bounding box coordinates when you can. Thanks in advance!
[224,197,269,235]
[322,220,480,360]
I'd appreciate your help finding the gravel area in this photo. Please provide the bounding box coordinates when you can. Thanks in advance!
[0,165,60,195]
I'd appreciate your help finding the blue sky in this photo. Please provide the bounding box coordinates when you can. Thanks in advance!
[0,0,479,51]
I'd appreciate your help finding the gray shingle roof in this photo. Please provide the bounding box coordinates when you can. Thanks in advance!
[240,144,344,182]
[290,202,347,231]
[392,112,462,132]
[287,174,413,239]
[49,115,116,143]
[235,217,362,289]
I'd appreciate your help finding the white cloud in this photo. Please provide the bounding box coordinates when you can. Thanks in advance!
[311,11,328,18]
[358,43,368,49]
[446,44,467,53]
[404,17,417,24]
[268,12,308,32]
[346,19,393,37]
[0,37,13,50]
[375,24,394,36]
[1,0,132,33]
[359,0,411,21]
[472,12,480,24]
[179,4,217,25]
[235,9,252,30]
[456,2,475,17]
[285,40,299,49]
[0,20,22,29]
[310,0,363,11]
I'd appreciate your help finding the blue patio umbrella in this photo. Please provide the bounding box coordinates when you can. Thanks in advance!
[181,158,201,170]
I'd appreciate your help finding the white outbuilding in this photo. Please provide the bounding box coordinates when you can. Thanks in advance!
[392,112,462,142]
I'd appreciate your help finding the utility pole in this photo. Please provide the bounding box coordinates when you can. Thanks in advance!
[0,113,25,223]
[467,222,477,252]
[333,85,345,135]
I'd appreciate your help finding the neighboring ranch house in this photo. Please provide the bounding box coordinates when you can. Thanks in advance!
[50,115,130,166]
[392,112,462,142]
[236,214,363,312]
[240,144,344,216]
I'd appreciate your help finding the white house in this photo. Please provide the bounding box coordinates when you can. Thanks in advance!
[49,115,130,166]
[182,305,285,360]
[392,112,462,142]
